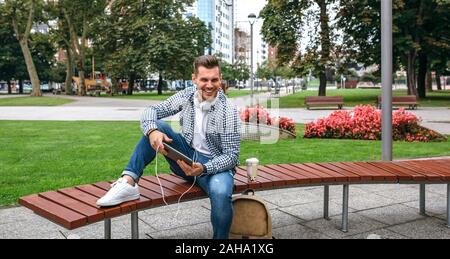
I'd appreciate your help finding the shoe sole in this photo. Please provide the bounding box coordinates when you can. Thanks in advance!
[97,194,140,207]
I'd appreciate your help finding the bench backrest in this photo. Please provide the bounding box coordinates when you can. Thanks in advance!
[305,96,344,103]
[377,95,418,103]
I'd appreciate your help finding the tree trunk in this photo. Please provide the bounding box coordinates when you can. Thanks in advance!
[317,0,330,97]
[436,72,442,90]
[157,72,163,95]
[425,70,432,92]
[18,40,41,96]
[7,80,12,94]
[318,72,327,96]
[19,79,23,94]
[417,52,427,98]
[127,74,135,95]
[406,52,417,96]
[77,62,86,96]
[111,78,119,96]
[65,48,74,95]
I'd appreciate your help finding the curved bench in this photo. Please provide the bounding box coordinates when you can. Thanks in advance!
[19,158,450,238]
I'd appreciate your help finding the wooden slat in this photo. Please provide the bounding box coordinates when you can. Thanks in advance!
[291,163,338,182]
[408,160,450,175]
[334,162,394,181]
[236,167,273,189]
[369,162,425,181]
[138,178,180,203]
[393,162,446,182]
[39,191,104,223]
[349,162,398,181]
[309,163,361,182]
[319,163,373,181]
[158,174,205,196]
[258,166,298,185]
[237,166,286,187]
[58,188,121,218]
[275,164,323,183]
[264,164,312,184]
[19,195,86,230]
[303,163,351,182]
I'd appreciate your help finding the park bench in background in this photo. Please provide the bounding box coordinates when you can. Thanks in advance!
[305,96,344,110]
[19,158,450,239]
[376,95,419,110]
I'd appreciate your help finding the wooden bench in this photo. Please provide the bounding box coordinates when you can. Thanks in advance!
[376,96,419,110]
[19,159,450,238]
[305,96,344,110]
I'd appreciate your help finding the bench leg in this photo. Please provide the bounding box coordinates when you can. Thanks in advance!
[131,212,139,239]
[341,184,349,233]
[420,184,426,216]
[104,219,111,239]
[447,184,450,228]
[324,185,330,220]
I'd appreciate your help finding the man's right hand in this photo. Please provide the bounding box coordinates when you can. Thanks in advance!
[148,130,173,156]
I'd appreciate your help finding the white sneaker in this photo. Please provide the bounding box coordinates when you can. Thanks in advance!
[96,178,140,207]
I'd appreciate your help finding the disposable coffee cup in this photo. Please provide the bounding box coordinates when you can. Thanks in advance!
[246,158,259,182]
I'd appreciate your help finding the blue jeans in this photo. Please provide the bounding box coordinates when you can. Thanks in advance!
[122,120,234,239]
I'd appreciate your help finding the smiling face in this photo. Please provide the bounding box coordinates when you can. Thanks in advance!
[192,66,222,101]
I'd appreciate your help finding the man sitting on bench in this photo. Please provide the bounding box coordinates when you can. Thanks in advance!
[96,55,241,239]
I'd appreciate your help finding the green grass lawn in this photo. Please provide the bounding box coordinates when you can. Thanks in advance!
[1,121,449,207]
[0,97,74,106]
[270,89,450,108]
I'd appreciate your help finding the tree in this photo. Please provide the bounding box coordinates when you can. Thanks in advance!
[95,0,210,95]
[338,0,450,97]
[4,0,43,96]
[57,0,107,96]
[260,0,335,96]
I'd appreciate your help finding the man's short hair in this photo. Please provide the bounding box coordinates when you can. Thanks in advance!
[193,55,221,75]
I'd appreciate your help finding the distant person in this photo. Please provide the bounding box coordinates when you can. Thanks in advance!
[96,55,241,239]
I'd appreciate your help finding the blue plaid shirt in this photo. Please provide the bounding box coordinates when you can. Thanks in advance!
[141,87,241,175]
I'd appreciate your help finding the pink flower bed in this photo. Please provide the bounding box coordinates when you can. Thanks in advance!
[240,105,296,136]
[304,105,445,142]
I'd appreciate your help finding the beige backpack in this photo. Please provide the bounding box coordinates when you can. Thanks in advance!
[229,189,272,239]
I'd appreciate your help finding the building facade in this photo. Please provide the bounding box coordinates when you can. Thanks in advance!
[186,0,234,64]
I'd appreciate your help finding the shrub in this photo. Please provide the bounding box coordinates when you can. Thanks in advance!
[304,105,446,142]
[240,105,296,135]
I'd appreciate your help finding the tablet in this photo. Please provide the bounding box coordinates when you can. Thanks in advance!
[163,143,194,166]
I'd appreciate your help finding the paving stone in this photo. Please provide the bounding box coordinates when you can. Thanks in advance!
[62,214,156,239]
[387,217,450,239]
[304,213,387,238]
[357,204,426,225]
[331,192,398,211]
[279,200,354,221]
[344,229,408,239]
[259,189,322,207]
[403,196,448,216]
[147,222,212,239]
[141,206,210,231]
[269,209,304,228]
[272,224,331,239]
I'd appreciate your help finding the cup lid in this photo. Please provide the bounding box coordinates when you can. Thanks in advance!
[246,158,259,164]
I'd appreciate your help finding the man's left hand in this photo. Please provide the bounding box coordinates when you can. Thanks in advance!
[177,161,204,177]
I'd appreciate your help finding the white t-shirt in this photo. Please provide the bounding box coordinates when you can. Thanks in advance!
[192,105,211,155]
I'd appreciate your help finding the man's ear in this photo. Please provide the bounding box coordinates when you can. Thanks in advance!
[192,73,196,82]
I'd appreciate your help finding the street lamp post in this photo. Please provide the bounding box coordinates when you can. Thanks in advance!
[248,13,256,103]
